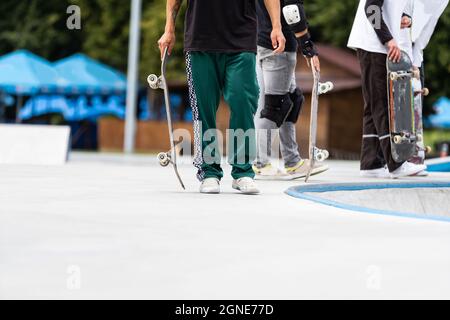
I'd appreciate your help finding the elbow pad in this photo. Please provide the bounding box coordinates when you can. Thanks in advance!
[282,0,308,34]
[297,32,318,58]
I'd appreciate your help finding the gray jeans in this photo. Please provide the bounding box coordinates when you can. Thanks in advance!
[255,46,301,167]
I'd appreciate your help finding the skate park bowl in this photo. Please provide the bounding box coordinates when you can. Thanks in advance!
[426,157,450,172]
[286,182,450,223]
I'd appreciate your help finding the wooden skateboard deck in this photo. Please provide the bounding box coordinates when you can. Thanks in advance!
[305,64,333,182]
[148,48,185,189]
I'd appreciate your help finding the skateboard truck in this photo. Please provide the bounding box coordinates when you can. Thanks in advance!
[157,152,171,167]
[147,74,163,90]
[318,82,334,95]
[393,132,417,144]
[156,141,183,168]
[313,147,330,162]
[414,88,429,97]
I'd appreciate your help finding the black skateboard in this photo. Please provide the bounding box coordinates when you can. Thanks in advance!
[387,50,417,163]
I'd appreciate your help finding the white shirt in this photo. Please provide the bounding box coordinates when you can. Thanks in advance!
[411,0,449,67]
[348,0,409,54]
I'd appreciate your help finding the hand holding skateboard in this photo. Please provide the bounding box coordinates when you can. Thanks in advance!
[157,31,176,59]
[386,39,401,63]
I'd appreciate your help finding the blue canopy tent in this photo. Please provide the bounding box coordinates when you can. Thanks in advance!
[50,54,128,121]
[54,53,126,95]
[0,50,68,95]
[0,50,68,122]
[19,54,128,121]
[428,97,450,129]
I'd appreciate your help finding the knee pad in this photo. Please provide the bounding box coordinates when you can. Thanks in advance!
[260,94,294,128]
[286,88,305,124]
[282,0,308,34]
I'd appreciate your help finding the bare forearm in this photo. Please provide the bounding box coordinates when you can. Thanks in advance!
[264,0,282,30]
[165,0,183,33]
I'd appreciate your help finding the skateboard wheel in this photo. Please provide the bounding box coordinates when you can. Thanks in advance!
[425,146,432,154]
[157,152,170,167]
[326,82,334,92]
[316,152,326,162]
[423,88,429,96]
[393,135,403,144]
[147,74,160,90]
[318,82,334,95]
[390,73,399,81]
[323,150,330,160]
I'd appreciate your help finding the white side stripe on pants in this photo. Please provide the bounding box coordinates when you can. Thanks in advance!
[363,134,391,141]
[362,134,379,139]
[363,134,391,140]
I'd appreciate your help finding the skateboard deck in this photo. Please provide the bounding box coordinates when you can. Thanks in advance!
[147,48,185,190]
[255,172,305,181]
[410,76,431,164]
[387,51,417,163]
[255,163,329,181]
[305,64,333,182]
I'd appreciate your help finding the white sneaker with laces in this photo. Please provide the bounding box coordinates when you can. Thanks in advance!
[390,162,427,179]
[200,178,220,194]
[360,166,390,178]
[232,177,260,195]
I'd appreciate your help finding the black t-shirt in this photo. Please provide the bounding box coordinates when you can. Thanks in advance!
[256,0,298,52]
[184,0,258,53]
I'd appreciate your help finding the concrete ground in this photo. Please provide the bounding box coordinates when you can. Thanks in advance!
[1,152,450,299]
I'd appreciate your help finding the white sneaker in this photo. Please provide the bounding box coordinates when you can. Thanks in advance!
[232,177,260,195]
[360,166,390,178]
[200,178,220,194]
[414,170,429,177]
[390,162,427,179]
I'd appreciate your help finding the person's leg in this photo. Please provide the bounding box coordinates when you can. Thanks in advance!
[357,49,387,171]
[279,58,302,167]
[223,52,260,180]
[258,50,300,167]
[367,51,403,173]
[254,47,274,167]
[186,52,224,181]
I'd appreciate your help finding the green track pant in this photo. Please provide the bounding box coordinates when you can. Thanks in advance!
[186,52,259,181]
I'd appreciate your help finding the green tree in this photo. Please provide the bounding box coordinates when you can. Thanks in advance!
[72,0,132,72]
[0,0,83,60]
[0,0,448,112]
[141,0,187,81]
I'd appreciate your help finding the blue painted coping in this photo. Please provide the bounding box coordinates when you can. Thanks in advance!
[427,162,450,173]
[286,182,450,223]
